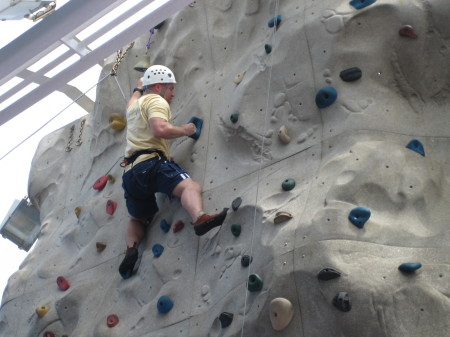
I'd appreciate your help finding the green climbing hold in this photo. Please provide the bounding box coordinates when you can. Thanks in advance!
[231,224,241,237]
[265,44,272,54]
[281,178,295,191]
[230,113,239,124]
[247,273,263,292]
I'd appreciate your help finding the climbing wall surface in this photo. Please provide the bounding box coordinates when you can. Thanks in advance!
[1,0,450,336]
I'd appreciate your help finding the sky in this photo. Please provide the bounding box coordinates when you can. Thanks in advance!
[0,0,101,298]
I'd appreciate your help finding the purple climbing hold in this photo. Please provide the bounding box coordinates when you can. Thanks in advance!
[268,15,282,28]
[160,219,171,233]
[406,139,425,156]
[340,67,362,82]
[399,25,418,39]
[350,0,377,10]
[333,292,352,312]
[152,244,164,258]
[219,312,234,328]
[398,262,422,273]
[315,87,337,108]
[348,206,371,228]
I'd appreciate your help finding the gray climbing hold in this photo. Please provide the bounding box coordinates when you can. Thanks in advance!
[340,67,362,82]
[219,312,234,328]
[232,197,242,211]
[281,178,295,191]
[152,244,164,258]
[230,113,239,124]
[406,139,425,156]
[333,292,351,312]
[231,224,241,237]
[241,255,253,267]
[350,0,376,10]
[160,219,170,233]
[274,211,293,224]
[315,87,337,108]
[318,267,341,280]
[348,206,371,228]
[398,262,422,273]
[265,44,272,54]
[247,273,263,292]
[157,296,173,314]
[269,298,294,331]
[268,15,282,28]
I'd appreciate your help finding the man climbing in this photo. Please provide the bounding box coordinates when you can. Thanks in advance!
[119,65,228,279]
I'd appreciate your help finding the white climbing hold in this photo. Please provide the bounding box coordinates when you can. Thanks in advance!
[269,298,294,331]
[234,71,246,84]
[278,126,291,144]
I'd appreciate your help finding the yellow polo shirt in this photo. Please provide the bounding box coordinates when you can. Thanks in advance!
[124,94,172,166]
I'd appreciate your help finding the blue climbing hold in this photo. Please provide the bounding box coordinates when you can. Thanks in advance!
[340,67,362,82]
[268,15,282,28]
[398,262,422,273]
[350,0,377,10]
[348,206,371,228]
[152,244,164,258]
[315,87,337,108]
[160,219,170,233]
[188,117,203,140]
[265,44,272,54]
[406,139,425,156]
[157,295,173,314]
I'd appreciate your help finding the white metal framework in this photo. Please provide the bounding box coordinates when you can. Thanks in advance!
[0,0,193,127]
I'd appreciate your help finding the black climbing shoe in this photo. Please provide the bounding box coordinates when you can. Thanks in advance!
[193,208,228,236]
[119,247,138,279]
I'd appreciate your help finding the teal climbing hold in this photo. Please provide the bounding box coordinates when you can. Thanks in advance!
[406,139,425,156]
[231,224,241,237]
[348,206,371,228]
[241,255,252,267]
[350,0,376,10]
[188,117,203,140]
[160,219,170,233]
[340,67,362,82]
[333,292,352,312]
[247,273,263,292]
[398,262,422,273]
[318,267,341,281]
[219,312,234,328]
[268,15,282,28]
[281,178,296,191]
[230,113,239,124]
[265,44,272,54]
[152,244,164,258]
[315,87,337,108]
[157,295,173,313]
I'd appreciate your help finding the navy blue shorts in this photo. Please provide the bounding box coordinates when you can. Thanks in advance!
[122,157,190,221]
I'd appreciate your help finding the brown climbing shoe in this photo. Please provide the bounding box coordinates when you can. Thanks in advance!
[193,208,228,236]
[119,246,138,279]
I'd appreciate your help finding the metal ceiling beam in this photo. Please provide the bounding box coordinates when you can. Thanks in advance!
[0,0,193,126]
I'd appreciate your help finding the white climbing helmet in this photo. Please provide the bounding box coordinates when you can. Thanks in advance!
[143,65,176,86]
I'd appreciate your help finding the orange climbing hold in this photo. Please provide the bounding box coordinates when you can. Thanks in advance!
[106,200,117,215]
[107,314,119,327]
[173,220,185,233]
[93,176,108,191]
[57,276,70,291]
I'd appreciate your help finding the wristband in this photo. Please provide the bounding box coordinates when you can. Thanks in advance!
[133,88,144,95]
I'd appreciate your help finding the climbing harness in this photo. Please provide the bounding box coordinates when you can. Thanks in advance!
[121,149,167,187]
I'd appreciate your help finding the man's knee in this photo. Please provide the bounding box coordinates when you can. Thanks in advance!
[173,178,201,197]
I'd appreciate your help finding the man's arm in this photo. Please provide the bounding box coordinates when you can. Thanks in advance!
[149,117,196,139]
[126,77,144,110]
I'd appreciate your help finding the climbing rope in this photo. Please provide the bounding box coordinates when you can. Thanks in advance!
[240,0,281,335]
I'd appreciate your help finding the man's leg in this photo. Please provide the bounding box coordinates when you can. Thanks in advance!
[126,217,147,248]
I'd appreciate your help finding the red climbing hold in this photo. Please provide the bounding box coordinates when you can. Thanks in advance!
[173,220,185,233]
[93,176,108,191]
[43,332,56,337]
[106,200,117,215]
[399,25,418,39]
[107,314,119,327]
[57,276,70,291]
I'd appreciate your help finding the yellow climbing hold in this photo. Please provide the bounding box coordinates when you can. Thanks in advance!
[107,174,116,184]
[269,298,294,331]
[278,126,291,144]
[109,113,127,131]
[74,206,82,219]
[36,305,50,318]
[96,242,107,252]
[274,211,293,224]
[234,71,246,84]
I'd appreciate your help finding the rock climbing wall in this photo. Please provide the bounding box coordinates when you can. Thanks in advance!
[1,0,450,336]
